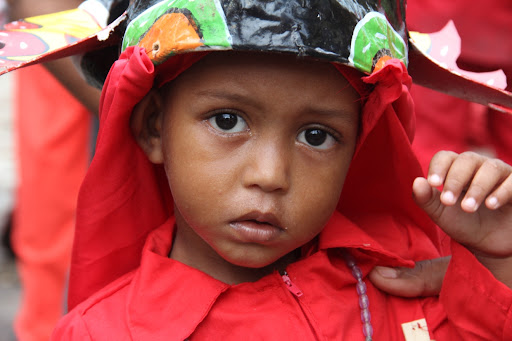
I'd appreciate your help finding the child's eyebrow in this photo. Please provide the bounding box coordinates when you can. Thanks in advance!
[300,107,358,120]
[196,89,263,111]
[195,89,359,121]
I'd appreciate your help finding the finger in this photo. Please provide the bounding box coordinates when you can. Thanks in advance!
[368,257,451,298]
[462,158,511,212]
[427,151,458,187]
[412,177,436,206]
[440,152,486,206]
[412,177,447,223]
[486,172,512,210]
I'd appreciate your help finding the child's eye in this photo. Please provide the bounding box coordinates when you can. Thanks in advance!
[297,128,337,150]
[208,113,248,133]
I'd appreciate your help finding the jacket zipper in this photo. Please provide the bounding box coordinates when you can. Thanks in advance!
[281,271,325,340]
[281,270,303,297]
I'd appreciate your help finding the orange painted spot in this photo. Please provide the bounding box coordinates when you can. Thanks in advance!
[373,55,392,73]
[139,13,203,64]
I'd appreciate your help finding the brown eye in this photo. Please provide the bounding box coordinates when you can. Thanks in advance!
[216,114,238,130]
[304,129,327,146]
[208,113,248,133]
[297,128,337,150]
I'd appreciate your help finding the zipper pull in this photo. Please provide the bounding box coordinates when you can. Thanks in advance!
[282,271,303,297]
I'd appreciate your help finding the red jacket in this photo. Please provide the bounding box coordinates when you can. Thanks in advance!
[52,214,512,340]
[52,48,512,340]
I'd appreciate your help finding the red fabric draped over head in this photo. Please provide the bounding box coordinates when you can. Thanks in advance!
[68,46,441,309]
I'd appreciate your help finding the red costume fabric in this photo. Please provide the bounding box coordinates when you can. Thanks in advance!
[52,47,512,339]
[407,0,512,170]
[54,218,512,340]
[13,64,91,341]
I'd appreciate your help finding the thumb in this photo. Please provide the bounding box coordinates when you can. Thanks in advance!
[412,177,444,222]
[368,257,451,297]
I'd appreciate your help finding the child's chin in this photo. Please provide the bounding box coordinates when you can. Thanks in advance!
[226,256,277,269]
[221,249,289,270]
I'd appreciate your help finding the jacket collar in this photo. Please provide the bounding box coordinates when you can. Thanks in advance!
[126,212,416,339]
[126,219,229,340]
[319,211,416,268]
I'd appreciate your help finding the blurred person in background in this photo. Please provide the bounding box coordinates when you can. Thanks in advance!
[5,1,101,340]
[407,0,512,170]
[0,0,14,256]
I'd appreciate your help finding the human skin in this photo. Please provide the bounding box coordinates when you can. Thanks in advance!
[132,52,512,288]
[372,150,512,291]
[132,52,361,284]
[369,257,451,297]
[413,151,512,287]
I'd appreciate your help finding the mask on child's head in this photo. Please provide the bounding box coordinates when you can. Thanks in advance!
[123,0,407,68]
[75,0,409,87]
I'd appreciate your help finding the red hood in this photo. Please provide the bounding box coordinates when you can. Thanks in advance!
[68,46,441,309]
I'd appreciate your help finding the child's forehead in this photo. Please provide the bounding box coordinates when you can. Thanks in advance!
[162,51,351,88]
[159,52,362,118]
[157,51,365,106]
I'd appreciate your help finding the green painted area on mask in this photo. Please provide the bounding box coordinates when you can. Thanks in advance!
[349,12,407,73]
[122,0,231,52]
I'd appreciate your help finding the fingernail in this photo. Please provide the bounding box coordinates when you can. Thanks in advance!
[462,197,478,212]
[488,196,499,209]
[441,191,455,204]
[375,266,398,279]
[428,174,442,186]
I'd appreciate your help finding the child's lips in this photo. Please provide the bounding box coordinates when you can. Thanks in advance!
[230,212,284,243]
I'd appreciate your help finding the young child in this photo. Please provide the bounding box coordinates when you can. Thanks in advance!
[51,0,512,339]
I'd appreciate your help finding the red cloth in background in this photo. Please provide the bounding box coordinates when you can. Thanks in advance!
[12,64,90,341]
[407,0,512,71]
[407,0,512,171]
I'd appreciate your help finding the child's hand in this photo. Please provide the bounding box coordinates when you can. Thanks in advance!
[369,257,450,298]
[413,151,512,287]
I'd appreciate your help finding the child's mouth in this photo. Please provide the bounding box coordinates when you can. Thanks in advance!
[230,212,284,243]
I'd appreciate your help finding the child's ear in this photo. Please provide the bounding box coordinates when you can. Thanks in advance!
[131,89,165,164]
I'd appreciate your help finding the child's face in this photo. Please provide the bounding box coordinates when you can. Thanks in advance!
[148,52,360,271]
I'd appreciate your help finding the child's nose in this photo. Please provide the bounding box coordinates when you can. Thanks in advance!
[242,140,291,193]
